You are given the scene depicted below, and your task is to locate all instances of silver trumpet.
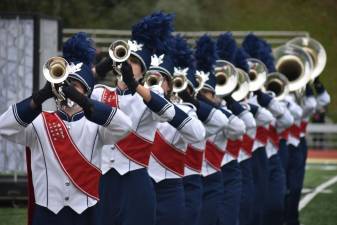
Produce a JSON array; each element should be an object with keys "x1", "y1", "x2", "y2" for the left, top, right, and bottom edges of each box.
[
  {"x1": 263, "y1": 72, "x2": 290, "y2": 100},
  {"x1": 43, "y1": 57, "x2": 70, "y2": 102},
  {"x1": 172, "y1": 75, "x2": 188, "y2": 94},
  {"x1": 231, "y1": 68, "x2": 250, "y2": 101},
  {"x1": 214, "y1": 60, "x2": 238, "y2": 96},
  {"x1": 108, "y1": 40, "x2": 131, "y2": 79},
  {"x1": 144, "y1": 71, "x2": 163, "y2": 88}
]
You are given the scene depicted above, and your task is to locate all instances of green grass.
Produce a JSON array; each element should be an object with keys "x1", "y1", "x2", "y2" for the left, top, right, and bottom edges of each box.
[
  {"x1": 0, "y1": 163, "x2": 336, "y2": 225},
  {"x1": 0, "y1": 208, "x2": 26, "y2": 225}
]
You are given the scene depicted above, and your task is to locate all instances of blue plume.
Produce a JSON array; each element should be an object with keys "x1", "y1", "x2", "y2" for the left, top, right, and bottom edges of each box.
[
  {"x1": 63, "y1": 32, "x2": 96, "y2": 65},
  {"x1": 195, "y1": 35, "x2": 217, "y2": 72},
  {"x1": 242, "y1": 33, "x2": 263, "y2": 58},
  {"x1": 132, "y1": 11, "x2": 175, "y2": 54},
  {"x1": 234, "y1": 48, "x2": 250, "y2": 72},
  {"x1": 216, "y1": 32, "x2": 237, "y2": 62},
  {"x1": 258, "y1": 40, "x2": 276, "y2": 72},
  {"x1": 170, "y1": 34, "x2": 193, "y2": 68}
]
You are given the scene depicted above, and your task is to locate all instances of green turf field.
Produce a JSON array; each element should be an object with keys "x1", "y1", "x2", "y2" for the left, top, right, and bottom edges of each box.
[{"x1": 0, "y1": 163, "x2": 336, "y2": 225}]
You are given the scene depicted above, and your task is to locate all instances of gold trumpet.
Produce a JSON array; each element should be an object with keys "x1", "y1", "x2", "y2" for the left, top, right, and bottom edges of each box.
[
  {"x1": 273, "y1": 44, "x2": 313, "y2": 92},
  {"x1": 43, "y1": 57, "x2": 70, "y2": 102},
  {"x1": 231, "y1": 68, "x2": 250, "y2": 101},
  {"x1": 214, "y1": 60, "x2": 238, "y2": 96},
  {"x1": 263, "y1": 72, "x2": 289, "y2": 100},
  {"x1": 287, "y1": 37, "x2": 326, "y2": 81}
]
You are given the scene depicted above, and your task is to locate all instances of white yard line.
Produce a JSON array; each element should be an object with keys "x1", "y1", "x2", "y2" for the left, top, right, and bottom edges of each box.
[{"x1": 299, "y1": 175, "x2": 337, "y2": 211}]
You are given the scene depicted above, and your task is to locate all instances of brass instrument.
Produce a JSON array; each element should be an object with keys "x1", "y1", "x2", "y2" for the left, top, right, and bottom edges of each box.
[
  {"x1": 273, "y1": 44, "x2": 313, "y2": 92},
  {"x1": 43, "y1": 57, "x2": 70, "y2": 102},
  {"x1": 263, "y1": 72, "x2": 289, "y2": 100},
  {"x1": 195, "y1": 73, "x2": 206, "y2": 93},
  {"x1": 108, "y1": 40, "x2": 131, "y2": 79},
  {"x1": 231, "y1": 68, "x2": 250, "y2": 101},
  {"x1": 214, "y1": 60, "x2": 238, "y2": 96},
  {"x1": 287, "y1": 37, "x2": 326, "y2": 81},
  {"x1": 144, "y1": 70, "x2": 163, "y2": 88},
  {"x1": 246, "y1": 58, "x2": 267, "y2": 92},
  {"x1": 172, "y1": 75, "x2": 188, "y2": 93}
]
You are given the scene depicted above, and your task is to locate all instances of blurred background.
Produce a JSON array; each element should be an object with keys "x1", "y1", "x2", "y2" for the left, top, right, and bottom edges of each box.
[{"x1": 0, "y1": 0, "x2": 336, "y2": 225}]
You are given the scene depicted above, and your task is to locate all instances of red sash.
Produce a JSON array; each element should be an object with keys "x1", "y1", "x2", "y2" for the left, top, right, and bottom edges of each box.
[
  {"x1": 101, "y1": 88, "x2": 153, "y2": 167},
  {"x1": 241, "y1": 134, "x2": 254, "y2": 156},
  {"x1": 151, "y1": 131, "x2": 185, "y2": 176},
  {"x1": 42, "y1": 112, "x2": 101, "y2": 200},
  {"x1": 289, "y1": 124, "x2": 301, "y2": 139},
  {"x1": 226, "y1": 139, "x2": 241, "y2": 158},
  {"x1": 269, "y1": 125, "x2": 280, "y2": 148},
  {"x1": 115, "y1": 132, "x2": 153, "y2": 167},
  {"x1": 205, "y1": 141, "x2": 225, "y2": 170},
  {"x1": 256, "y1": 126, "x2": 269, "y2": 144},
  {"x1": 101, "y1": 88, "x2": 119, "y2": 108},
  {"x1": 300, "y1": 121, "x2": 308, "y2": 134},
  {"x1": 280, "y1": 128, "x2": 290, "y2": 140},
  {"x1": 185, "y1": 145, "x2": 203, "y2": 173}
]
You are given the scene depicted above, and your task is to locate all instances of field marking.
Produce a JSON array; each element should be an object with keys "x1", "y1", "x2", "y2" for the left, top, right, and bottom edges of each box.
[{"x1": 299, "y1": 175, "x2": 337, "y2": 211}]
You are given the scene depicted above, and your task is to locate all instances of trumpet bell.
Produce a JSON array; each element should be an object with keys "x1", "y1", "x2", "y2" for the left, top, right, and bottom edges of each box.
[
  {"x1": 108, "y1": 40, "x2": 131, "y2": 63},
  {"x1": 144, "y1": 71, "x2": 163, "y2": 88},
  {"x1": 231, "y1": 68, "x2": 250, "y2": 101},
  {"x1": 246, "y1": 58, "x2": 267, "y2": 92},
  {"x1": 172, "y1": 75, "x2": 188, "y2": 93},
  {"x1": 263, "y1": 72, "x2": 289, "y2": 100},
  {"x1": 287, "y1": 37, "x2": 327, "y2": 80},
  {"x1": 194, "y1": 74, "x2": 205, "y2": 93},
  {"x1": 273, "y1": 44, "x2": 313, "y2": 92},
  {"x1": 43, "y1": 57, "x2": 69, "y2": 84},
  {"x1": 214, "y1": 60, "x2": 238, "y2": 96}
]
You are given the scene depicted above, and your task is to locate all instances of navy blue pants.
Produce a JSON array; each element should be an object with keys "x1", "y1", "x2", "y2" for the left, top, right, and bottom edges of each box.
[
  {"x1": 183, "y1": 175, "x2": 203, "y2": 225},
  {"x1": 153, "y1": 178, "x2": 185, "y2": 225},
  {"x1": 278, "y1": 139, "x2": 288, "y2": 171},
  {"x1": 238, "y1": 159, "x2": 254, "y2": 225},
  {"x1": 32, "y1": 204, "x2": 98, "y2": 225},
  {"x1": 284, "y1": 141, "x2": 306, "y2": 225},
  {"x1": 98, "y1": 168, "x2": 156, "y2": 225},
  {"x1": 221, "y1": 160, "x2": 242, "y2": 225},
  {"x1": 249, "y1": 147, "x2": 269, "y2": 225},
  {"x1": 199, "y1": 171, "x2": 225, "y2": 225},
  {"x1": 264, "y1": 154, "x2": 286, "y2": 225}
]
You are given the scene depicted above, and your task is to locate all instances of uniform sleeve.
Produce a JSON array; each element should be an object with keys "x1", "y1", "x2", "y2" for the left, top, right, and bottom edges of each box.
[
  {"x1": 203, "y1": 107, "x2": 229, "y2": 138},
  {"x1": 255, "y1": 107, "x2": 274, "y2": 126},
  {"x1": 275, "y1": 107, "x2": 294, "y2": 131},
  {"x1": 238, "y1": 110, "x2": 256, "y2": 137},
  {"x1": 224, "y1": 114, "x2": 246, "y2": 140},
  {"x1": 302, "y1": 96, "x2": 317, "y2": 119},
  {"x1": 287, "y1": 99, "x2": 303, "y2": 122},
  {"x1": 98, "y1": 107, "x2": 132, "y2": 145},
  {"x1": 0, "y1": 105, "x2": 35, "y2": 146},
  {"x1": 145, "y1": 91, "x2": 175, "y2": 122},
  {"x1": 316, "y1": 90, "x2": 330, "y2": 108},
  {"x1": 177, "y1": 108, "x2": 206, "y2": 144}
]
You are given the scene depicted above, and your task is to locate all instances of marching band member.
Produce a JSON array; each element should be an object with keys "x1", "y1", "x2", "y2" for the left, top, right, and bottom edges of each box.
[
  {"x1": 91, "y1": 12, "x2": 178, "y2": 225},
  {"x1": 194, "y1": 35, "x2": 246, "y2": 225},
  {"x1": 0, "y1": 32, "x2": 132, "y2": 225},
  {"x1": 146, "y1": 35, "x2": 206, "y2": 225},
  {"x1": 168, "y1": 36, "x2": 232, "y2": 225}
]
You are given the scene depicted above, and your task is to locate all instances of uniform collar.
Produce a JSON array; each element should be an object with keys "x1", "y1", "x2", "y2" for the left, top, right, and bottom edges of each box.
[
  {"x1": 116, "y1": 86, "x2": 133, "y2": 95},
  {"x1": 57, "y1": 110, "x2": 84, "y2": 122}
]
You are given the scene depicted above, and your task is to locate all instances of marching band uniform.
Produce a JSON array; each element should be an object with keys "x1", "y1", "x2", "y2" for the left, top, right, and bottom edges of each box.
[
  {"x1": 0, "y1": 33, "x2": 132, "y2": 225},
  {"x1": 146, "y1": 35, "x2": 206, "y2": 225},
  {"x1": 91, "y1": 12, "x2": 178, "y2": 225}
]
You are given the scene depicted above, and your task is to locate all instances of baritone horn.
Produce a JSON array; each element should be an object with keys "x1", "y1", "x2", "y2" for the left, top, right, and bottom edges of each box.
[
  {"x1": 43, "y1": 57, "x2": 70, "y2": 101},
  {"x1": 214, "y1": 60, "x2": 238, "y2": 96},
  {"x1": 246, "y1": 58, "x2": 267, "y2": 92},
  {"x1": 287, "y1": 37, "x2": 327, "y2": 81},
  {"x1": 273, "y1": 44, "x2": 313, "y2": 92},
  {"x1": 231, "y1": 68, "x2": 250, "y2": 101},
  {"x1": 263, "y1": 72, "x2": 289, "y2": 100}
]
